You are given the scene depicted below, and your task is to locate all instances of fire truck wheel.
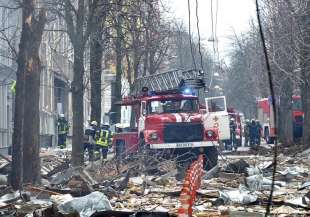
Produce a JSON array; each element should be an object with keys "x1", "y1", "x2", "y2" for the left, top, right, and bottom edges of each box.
[{"x1": 204, "y1": 146, "x2": 218, "y2": 170}]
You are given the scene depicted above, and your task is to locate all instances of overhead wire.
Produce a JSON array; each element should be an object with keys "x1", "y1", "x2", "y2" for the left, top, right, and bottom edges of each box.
[
  {"x1": 195, "y1": 0, "x2": 204, "y2": 71},
  {"x1": 255, "y1": 0, "x2": 278, "y2": 216},
  {"x1": 208, "y1": 0, "x2": 215, "y2": 91},
  {"x1": 214, "y1": 0, "x2": 220, "y2": 62},
  {"x1": 187, "y1": 0, "x2": 197, "y2": 70}
]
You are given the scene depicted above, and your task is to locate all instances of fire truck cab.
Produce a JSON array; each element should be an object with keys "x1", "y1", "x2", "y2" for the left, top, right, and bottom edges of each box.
[
  {"x1": 112, "y1": 69, "x2": 219, "y2": 169},
  {"x1": 113, "y1": 90, "x2": 219, "y2": 169},
  {"x1": 203, "y1": 96, "x2": 243, "y2": 148}
]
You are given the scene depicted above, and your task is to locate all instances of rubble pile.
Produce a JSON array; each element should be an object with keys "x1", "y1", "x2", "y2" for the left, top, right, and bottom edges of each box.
[
  {"x1": 1, "y1": 147, "x2": 310, "y2": 216},
  {"x1": 193, "y1": 153, "x2": 310, "y2": 216}
]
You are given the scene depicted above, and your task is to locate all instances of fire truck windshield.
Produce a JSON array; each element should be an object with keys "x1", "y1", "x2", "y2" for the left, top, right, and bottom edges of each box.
[
  {"x1": 147, "y1": 99, "x2": 198, "y2": 114},
  {"x1": 207, "y1": 98, "x2": 226, "y2": 112}
]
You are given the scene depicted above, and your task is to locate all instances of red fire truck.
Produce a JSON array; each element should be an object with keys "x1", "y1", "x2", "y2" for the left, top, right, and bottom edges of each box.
[
  {"x1": 112, "y1": 70, "x2": 219, "y2": 169},
  {"x1": 227, "y1": 107, "x2": 243, "y2": 146},
  {"x1": 257, "y1": 95, "x2": 303, "y2": 143}
]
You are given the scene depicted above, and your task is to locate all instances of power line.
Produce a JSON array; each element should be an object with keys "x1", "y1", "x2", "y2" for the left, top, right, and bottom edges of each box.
[
  {"x1": 195, "y1": 0, "x2": 204, "y2": 71},
  {"x1": 255, "y1": 0, "x2": 278, "y2": 216},
  {"x1": 187, "y1": 0, "x2": 197, "y2": 70},
  {"x1": 208, "y1": 0, "x2": 215, "y2": 91},
  {"x1": 214, "y1": 0, "x2": 220, "y2": 62}
]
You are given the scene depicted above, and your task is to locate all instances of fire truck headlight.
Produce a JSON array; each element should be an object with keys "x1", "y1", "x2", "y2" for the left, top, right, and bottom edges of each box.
[
  {"x1": 150, "y1": 132, "x2": 158, "y2": 140},
  {"x1": 206, "y1": 130, "x2": 214, "y2": 138}
]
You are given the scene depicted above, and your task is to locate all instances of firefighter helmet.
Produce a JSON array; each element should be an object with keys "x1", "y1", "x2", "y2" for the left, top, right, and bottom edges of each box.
[{"x1": 91, "y1": 121, "x2": 98, "y2": 126}]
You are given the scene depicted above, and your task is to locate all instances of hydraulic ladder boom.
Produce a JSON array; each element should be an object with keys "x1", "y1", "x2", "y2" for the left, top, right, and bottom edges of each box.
[{"x1": 132, "y1": 69, "x2": 204, "y2": 95}]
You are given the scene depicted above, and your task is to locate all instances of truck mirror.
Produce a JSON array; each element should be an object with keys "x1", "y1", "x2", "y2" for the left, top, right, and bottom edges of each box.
[{"x1": 142, "y1": 109, "x2": 147, "y2": 116}]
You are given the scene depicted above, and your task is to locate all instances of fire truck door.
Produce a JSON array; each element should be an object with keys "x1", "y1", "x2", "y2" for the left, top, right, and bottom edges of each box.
[
  {"x1": 138, "y1": 101, "x2": 146, "y2": 133},
  {"x1": 204, "y1": 96, "x2": 230, "y2": 141}
]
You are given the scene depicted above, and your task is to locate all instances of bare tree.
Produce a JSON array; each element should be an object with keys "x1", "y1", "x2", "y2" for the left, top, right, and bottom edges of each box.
[
  {"x1": 51, "y1": 0, "x2": 100, "y2": 166},
  {"x1": 89, "y1": 0, "x2": 110, "y2": 125},
  {"x1": 11, "y1": 0, "x2": 46, "y2": 188}
]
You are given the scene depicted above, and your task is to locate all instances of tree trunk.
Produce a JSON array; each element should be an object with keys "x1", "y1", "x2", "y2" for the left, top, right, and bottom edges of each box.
[
  {"x1": 11, "y1": 1, "x2": 46, "y2": 189},
  {"x1": 71, "y1": 49, "x2": 85, "y2": 167},
  {"x1": 143, "y1": 31, "x2": 149, "y2": 76},
  {"x1": 110, "y1": 15, "x2": 123, "y2": 124},
  {"x1": 278, "y1": 79, "x2": 293, "y2": 145},
  {"x1": 149, "y1": 49, "x2": 155, "y2": 75},
  {"x1": 11, "y1": 57, "x2": 25, "y2": 190},
  {"x1": 90, "y1": 38, "x2": 102, "y2": 124},
  {"x1": 23, "y1": 55, "x2": 41, "y2": 183},
  {"x1": 299, "y1": 1, "x2": 310, "y2": 146}
]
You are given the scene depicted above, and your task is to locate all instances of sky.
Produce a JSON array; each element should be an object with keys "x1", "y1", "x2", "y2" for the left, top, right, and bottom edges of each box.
[{"x1": 166, "y1": 0, "x2": 256, "y2": 62}]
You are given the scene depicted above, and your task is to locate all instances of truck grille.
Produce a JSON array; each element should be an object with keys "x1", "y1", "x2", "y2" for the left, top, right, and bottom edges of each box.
[{"x1": 163, "y1": 122, "x2": 203, "y2": 143}]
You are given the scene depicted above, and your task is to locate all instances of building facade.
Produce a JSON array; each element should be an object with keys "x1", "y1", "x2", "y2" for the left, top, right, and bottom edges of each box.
[
  {"x1": 0, "y1": 1, "x2": 132, "y2": 149},
  {"x1": 0, "y1": 2, "x2": 88, "y2": 149}
]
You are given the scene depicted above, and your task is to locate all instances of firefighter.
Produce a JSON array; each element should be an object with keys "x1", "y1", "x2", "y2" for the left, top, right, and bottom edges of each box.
[
  {"x1": 96, "y1": 123, "x2": 113, "y2": 160},
  {"x1": 84, "y1": 120, "x2": 97, "y2": 161},
  {"x1": 255, "y1": 120, "x2": 262, "y2": 146},
  {"x1": 229, "y1": 118, "x2": 237, "y2": 151},
  {"x1": 57, "y1": 114, "x2": 69, "y2": 149},
  {"x1": 249, "y1": 119, "x2": 257, "y2": 146},
  {"x1": 244, "y1": 119, "x2": 250, "y2": 146}
]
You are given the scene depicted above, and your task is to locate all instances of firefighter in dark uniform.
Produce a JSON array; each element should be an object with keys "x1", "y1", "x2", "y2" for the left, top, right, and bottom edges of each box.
[
  {"x1": 255, "y1": 120, "x2": 262, "y2": 146},
  {"x1": 84, "y1": 120, "x2": 97, "y2": 161},
  {"x1": 96, "y1": 123, "x2": 113, "y2": 160},
  {"x1": 244, "y1": 119, "x2": 250, "y2": 146},
  {"x1": 249, "y1": 119, "x2": 257, "y2": 146},
  {"x1": 57, "y1": 114, "x2": 69, "y2": 149},
  {"x1": 229, "y1": 118, "x2": 237, "y2": 151}
]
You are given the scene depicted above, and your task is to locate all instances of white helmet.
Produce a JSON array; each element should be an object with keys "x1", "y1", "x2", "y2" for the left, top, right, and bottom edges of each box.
[
  {"x1": 91, "y1": 121, "x2": 98, "y2": 126},
  {"x1": 59, "y1": 114, "x2": 65, "y2": 118}
]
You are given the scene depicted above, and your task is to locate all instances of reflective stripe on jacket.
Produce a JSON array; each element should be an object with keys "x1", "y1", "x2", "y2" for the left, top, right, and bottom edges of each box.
[{"x1": 96, "y1": 130, "x2": 110, "y2": 147}]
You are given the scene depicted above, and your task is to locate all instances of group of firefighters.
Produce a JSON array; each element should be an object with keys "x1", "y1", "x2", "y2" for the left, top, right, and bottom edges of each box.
[
  {"x1": 56, "y1": 115, "x2": 113, "y2": 161},
  {"x1": 244, "y1": 119, "x2": 262, "y2": 146},
  {"x1": 227, "y1": 118, "x2": 262, "y2": 150},
  {"x1": 84, "y1": 120, "x2": 113, "y2": 161}
]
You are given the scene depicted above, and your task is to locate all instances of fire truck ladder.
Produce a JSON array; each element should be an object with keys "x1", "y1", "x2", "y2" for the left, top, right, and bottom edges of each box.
[{"x1": 132, "y1": 69, "x2": 205, "y2": 95}]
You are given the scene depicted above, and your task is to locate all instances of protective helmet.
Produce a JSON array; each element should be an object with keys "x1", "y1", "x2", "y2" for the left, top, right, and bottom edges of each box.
[
  {"x1": 91, "y1": 120, "x2": 98, "y2": 126},
  {"x1": 59, "y1": 114, "x2": 65, "y2": 118},
  {"x1": 230, "y1": 118, "x2": 235, "y2": 121},
  {"x1": 245, "y1": 119, "x2": 250, "y2": 123}
]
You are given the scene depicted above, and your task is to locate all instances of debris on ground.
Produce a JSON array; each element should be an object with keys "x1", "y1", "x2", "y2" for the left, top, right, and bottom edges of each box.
[
  {"x1": 1, "y1": 145, "x2": 310, "y2": 216},
  {"x1": 55, "y1": 191, "x2": 112, "y2": 217}
]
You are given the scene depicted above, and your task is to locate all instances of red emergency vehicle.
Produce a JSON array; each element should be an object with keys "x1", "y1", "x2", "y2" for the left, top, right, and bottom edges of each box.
[
  {"x1": 257, "y1": 95, "x2": 303, "y2": 143},
  {"x1": 112, "y1": 70, "x2": 219, "y2": 169}
]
